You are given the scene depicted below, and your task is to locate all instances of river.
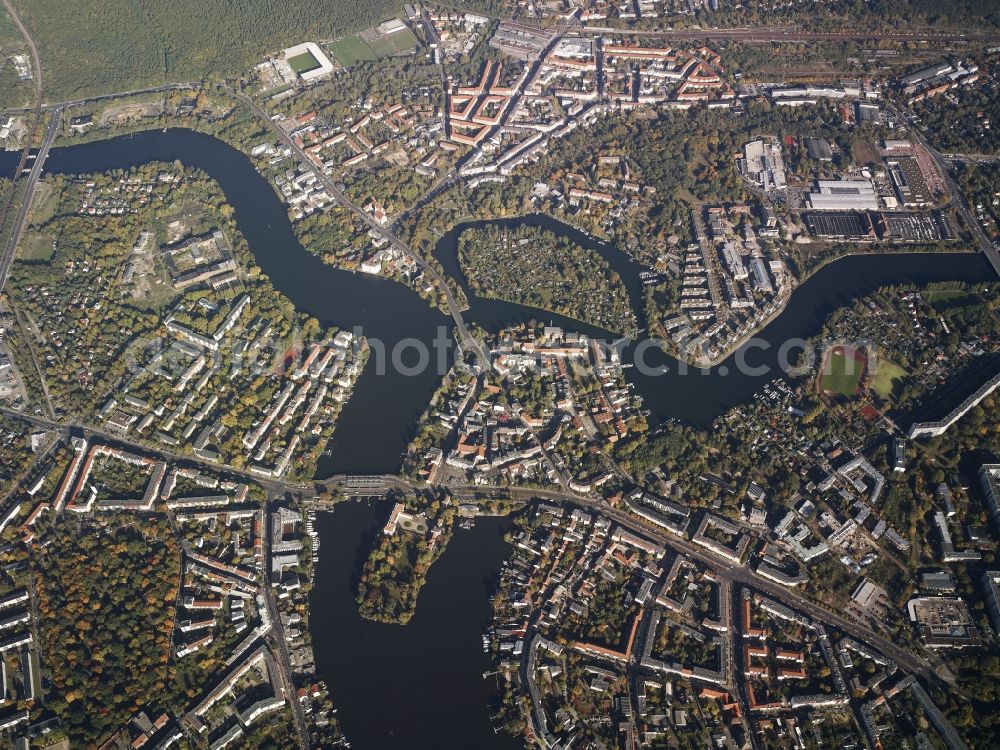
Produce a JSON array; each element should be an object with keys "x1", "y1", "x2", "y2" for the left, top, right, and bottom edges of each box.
[
  {"x1": 0, "y1": 150, "x2": 19, "y2": 176},
  {"x1": 36, "y1": 130, "x2": 453, "y2": 476},
  {"x1": 2, "y1": 129, "x2": 996, "y2": 749},
  {"x1": 432, "y1": 213, "x2": 994, "y2": 428},
  {"x1": 8, "y1": 132, "x2": 1000, "y2": 448},
  {"x1": 310, "y1": 501, "x2": 517, "y2": 750}
]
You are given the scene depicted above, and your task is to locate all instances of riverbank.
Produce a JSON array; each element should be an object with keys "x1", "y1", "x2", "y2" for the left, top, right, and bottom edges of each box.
[
  {"x1": 695, "y1": 242, "x2": 981, "y2": 368},
  {"x1": 9, "y1": 126, "x2": 998, "y2": 750},
  {"x1": 23, "y1": 128, "x2": 998, "y2": 447},
  {"x1": 310, "y1": 501, "x2": 521, "y2": 750},
  {"x1": 40, "y1": 128, "x2": 454, "y2": 476}
]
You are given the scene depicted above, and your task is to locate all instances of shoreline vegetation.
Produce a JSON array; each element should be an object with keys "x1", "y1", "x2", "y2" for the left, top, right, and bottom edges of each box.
[
  {"x1": 457, "y1": 223, "x2": 637, "y2": 336},
  {"x1": 37, "y1": 90, "x2": 984, "y2": 368},
  {"x1": 354, "y1": 495, "x2": 519, "y2": 626},
  {"x1": 655, "y1": 242, "x2": 980, "y2": 369},
  {"x1": 12, "y1": 158, "x2": 365, "y2": 481},
  {"x1": 355, "y1": 499, "x2": 456, "y2": 625}
]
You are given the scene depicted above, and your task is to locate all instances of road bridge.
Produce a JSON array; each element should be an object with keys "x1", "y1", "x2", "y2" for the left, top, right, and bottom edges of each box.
[
  {"x1": 223, "y1": 87, "x2": 493, "y2": 371},
  {"x1": 0, "y1": 109, "x2": 60, "y2": 294},
  {"x1": 0, "y1": 400, "x2": 936, "y2": 683},
  {"x1": 0, "y1": 0, "x2": 44, "y2": 287}
]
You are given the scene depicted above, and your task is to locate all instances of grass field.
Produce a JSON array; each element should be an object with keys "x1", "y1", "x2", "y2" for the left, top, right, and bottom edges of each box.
[
  {"x1": 923, "y1": 288, "x2": 966, "y2": 302},
  {"x1": 18, "y1": 231, "x2": 54, "y2": 262},
  {"x1": 287, "y1": 50, "x2": 321, "y2": 74},
  {"x1": 367, "y1": 28, "x2": 420, "y2": 57},
  {"x1": 819, "y1": 345, "x2": 867, "y2": 397},
  {"x1": 924, "y1": 288, "x2": 979, "y2": 313},
  {"x1": 871, "y1": 356, "x2": 908, "y2": 401},
  {"x1": 329, "y1": 27, "x2": 420, "y2": 67},
  {"x1": 327, "y1": 35, "x2": 378, "y2": 67}
]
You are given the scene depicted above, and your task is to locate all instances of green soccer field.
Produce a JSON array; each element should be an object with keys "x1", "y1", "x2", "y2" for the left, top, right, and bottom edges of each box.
[
  {"x1": 328, "y1": 35, "x2": 378, "y2": 67},
  {"x1": 367, "y1": 28, "x2": 419, "y2": 57},
  {"x1": 870, "y1": 356, "x2": 908, "y2": 401},
  {"x1": 287, "y1": 50, "x2": 321, "y2": 74},
  {"x1": 819, "y1": 348, "x2": 866, "y2": 397}
]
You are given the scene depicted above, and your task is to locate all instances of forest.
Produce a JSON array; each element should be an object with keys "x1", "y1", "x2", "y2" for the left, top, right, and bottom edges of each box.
[
  {"x1": 0, "y1": 57, "x2": 31, "y2": 110},
  {"x1": 955, "y1": 162, "x2": 1000, "y2": 246},
  {"x1": 931, "y1": 654, "x2": 1000, "y2": 749},
  {"x1": 36, "y1": 516, "x2": 180, "y2": 745},
  {"x1": 12, "y1": 0, "x2": 455, "y2": 99},
  {"x1": 705, "y1": 0, "x2": 1000, "y2": 32},
  {"x1": 0, "y1": 415, "x2": 34, "y2": 496},
  {"x1": 912, "y1": 73, "x2": 1000, "y2": 156}
]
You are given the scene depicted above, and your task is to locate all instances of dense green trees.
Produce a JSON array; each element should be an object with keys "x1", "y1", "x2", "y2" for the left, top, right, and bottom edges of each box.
[
  {"x1": 614, "y1": 421, "x2": 702, "y2": 479},
  {"x1": 356, "y1": 500, "x2": 456, "y2": 624},
  {"x1": 564, "y1": 576, "x2": 638, "y2": 650},
  {"x1": 913, "y1": 75, "x2": 1000, "y2": 156},
  {"x1": 931, "y1": 655, "x2": 1000, "y2": 748},
  {"x1": 14, "y1": 0, "x2": 411, "y2": 98},
  {"x1": 0, "y1": 416, "x2": 35, "y2": 495},
  {"x1": 956, "y1": 162, "x2": 1000, "y2": 244},
  {"x1": 704, "y1": 0, "x2": 1000, "y2": 32},
  {"x1": 0, "y1": 60, "x2": 32, "y2": 109},
  {"x1": 37, "y1": 516, "x2": 179, "y2": 745}
]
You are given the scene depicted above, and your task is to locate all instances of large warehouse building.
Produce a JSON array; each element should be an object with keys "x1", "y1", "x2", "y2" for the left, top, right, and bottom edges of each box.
[{"x1": 806, "y1": 178, "x2": 881, "y2": 211}]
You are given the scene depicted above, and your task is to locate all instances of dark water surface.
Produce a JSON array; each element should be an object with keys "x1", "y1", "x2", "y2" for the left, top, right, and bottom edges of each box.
[
  {"x1": 34, "y1": 129, "x2": 997, "y2": 465},
  {"x1": 433, "y1": 214, "x2": 994, "y2": 427},
  {"x1": 0, "y1": 150, "x2": 19, "y2": 178},
  {"x1": 21, "y1": 128, "x2": 997, "y2": 750},
  {"x1": 309, "y1": 501, "x2": 517, "y2": 750}
]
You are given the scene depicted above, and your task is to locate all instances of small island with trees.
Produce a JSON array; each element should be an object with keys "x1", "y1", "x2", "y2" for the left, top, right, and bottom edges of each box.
[{"x1": 457, "y1": 224, "x2": 638, "y2": 335}]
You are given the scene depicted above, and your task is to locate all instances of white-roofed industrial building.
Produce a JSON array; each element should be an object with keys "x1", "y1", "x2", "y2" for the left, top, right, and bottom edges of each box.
[{"x1": 806, "y1": 178, "x2": 880, "y2": 211}]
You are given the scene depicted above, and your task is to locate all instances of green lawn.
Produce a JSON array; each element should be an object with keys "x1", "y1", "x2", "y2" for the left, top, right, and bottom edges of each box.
[
  {"x1": 925, "y1": 289, "x2": 979, "y2": 313},
  {"x1": 367, "y1": 28, "x2": 419, "y2": 57},
  {"x1": 287, "y1": 50, "x2": 321, "y2": 74},
  {"x1": 18, "y1": 230, "x2": 55, "y2": 262},
  {"x1": 871, "y1": 356, "x2": 908, "y2": 401},
  {"x1": 327, "y1": 35, "x2": 377, "y2": 67},
  {"x1": 819, "y1": 347, "x2": 866, "y2": 397},
  {"x1": 329, "y1": 27, "x2": 420, "y2": 67},
  {"x1": 923, "y1": 289, "x2": 966, "y2": 302}
]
